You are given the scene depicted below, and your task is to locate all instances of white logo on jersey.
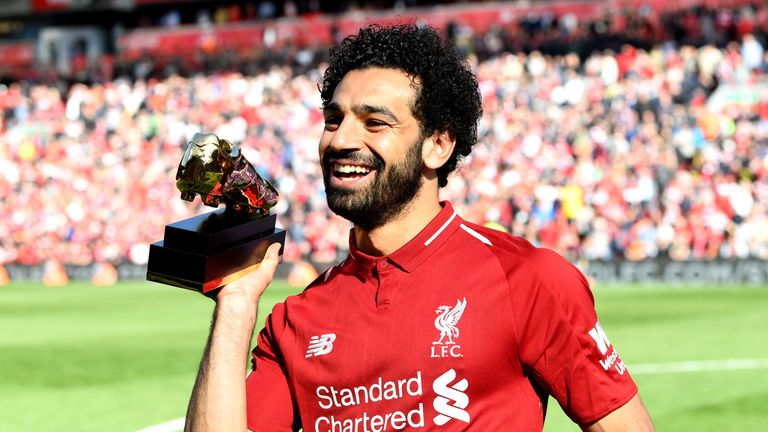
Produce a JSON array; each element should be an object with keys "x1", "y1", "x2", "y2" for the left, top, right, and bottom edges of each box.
[
  {"x1": 432, "y1": 368, "x2": 470, "y2": 425},
  {"x1": 305, "y1": 333, "x2": 336, "y2": 358},
  {"x1": 588, "y1": 321, "x2": 626, "y2": 375},
  {"x1": 431, "y1": 298, "x2": 466, "y2": 358},
  {"x1": 588, "y1": 321, "x2": 611, "y2": 355}
]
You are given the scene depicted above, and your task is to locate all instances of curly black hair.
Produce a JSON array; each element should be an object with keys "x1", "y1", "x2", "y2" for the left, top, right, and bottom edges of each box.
[{"x1": 320, "y1": 24, "x2": 483, "y2": 188}]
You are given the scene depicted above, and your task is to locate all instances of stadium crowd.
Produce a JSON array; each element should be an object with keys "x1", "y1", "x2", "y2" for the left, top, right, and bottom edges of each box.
[{"x1": 1, "y1": 3, "x2": 767, "y2": 273}]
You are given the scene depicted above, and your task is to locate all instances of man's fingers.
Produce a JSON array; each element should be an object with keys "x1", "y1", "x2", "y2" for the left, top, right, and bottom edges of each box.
[
  {"x1": 261, "y1": 242, "x2": 282, "y2": 268},
  {"x1": 243, "y1": 242, "x2": 282, "y2": 284},
  {"x1": 213, "y1": 242, "x2": 283, "y2": 303}
]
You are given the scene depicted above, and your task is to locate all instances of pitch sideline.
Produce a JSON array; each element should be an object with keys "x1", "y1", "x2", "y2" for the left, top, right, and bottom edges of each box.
[
  {"x1": 629, "y1": 357, "x2": 768, "y2": 374},
  {"x1": 136, "y1": 357, "x2": 768, "y2": 432},
  {"x1": 135, "y1": 418, "x2": 185, "y2": 432}
]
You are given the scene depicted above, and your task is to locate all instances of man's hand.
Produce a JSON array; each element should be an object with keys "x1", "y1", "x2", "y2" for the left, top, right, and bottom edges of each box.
[
  {"x1": 213, "y1": 242, "x2": 283, "y2": 306},
  {"x1": 185, "y1": 242, "x2": 282, "y2": 432}
]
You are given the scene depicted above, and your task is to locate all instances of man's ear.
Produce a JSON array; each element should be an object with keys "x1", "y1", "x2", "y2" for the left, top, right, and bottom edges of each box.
[{"x1": 422, "y1": 130, "x2": 456, "y2": 170}]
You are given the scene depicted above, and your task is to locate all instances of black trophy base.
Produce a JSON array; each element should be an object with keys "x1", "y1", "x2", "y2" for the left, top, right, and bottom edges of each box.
[{"x1": 146, "y1": 208, "x2": 286, "y2": 293}]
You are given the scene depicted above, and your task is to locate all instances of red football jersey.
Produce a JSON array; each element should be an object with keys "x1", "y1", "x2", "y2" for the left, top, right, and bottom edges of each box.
[{"x1": 246, "y1": 202, "x2": 637, "y2": 431}]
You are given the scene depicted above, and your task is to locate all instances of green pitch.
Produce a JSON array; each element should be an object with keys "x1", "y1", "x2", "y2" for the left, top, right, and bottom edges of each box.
[{"x1": 1, "y1": 281, "x2": 767, "y2": 431}]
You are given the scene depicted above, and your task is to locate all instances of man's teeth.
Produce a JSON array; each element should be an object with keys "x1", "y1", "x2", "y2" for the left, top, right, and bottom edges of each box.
[{"x1": 334, "y1": 164, "x2": 372, "y2": 174}]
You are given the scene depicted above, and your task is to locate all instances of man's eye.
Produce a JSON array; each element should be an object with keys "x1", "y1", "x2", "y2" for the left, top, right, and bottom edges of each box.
[
  {"x1": 324, "y1": 118, "x2": 340, "y2": 130},
  {"x1": 366, "y1": 119, "x2": 387, "y2": 128}
]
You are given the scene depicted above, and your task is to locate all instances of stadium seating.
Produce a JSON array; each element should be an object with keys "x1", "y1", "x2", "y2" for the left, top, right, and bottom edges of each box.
[{"x1": 0, "y1": 1, "x2": 766, "y2": 277}]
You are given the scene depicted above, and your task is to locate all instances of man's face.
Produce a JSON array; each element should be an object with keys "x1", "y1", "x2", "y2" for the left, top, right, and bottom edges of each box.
[{"x1": 319, "y1": 67, "x2": 425, "y2": 231}]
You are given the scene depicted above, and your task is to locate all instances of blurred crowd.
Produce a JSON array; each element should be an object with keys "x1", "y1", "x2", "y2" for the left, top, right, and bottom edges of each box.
[
  {"x1": 1, "y1": 4, "x2": 768, "y2": 270},
  {"x1": 109, "y1": 1, "x2": 768, "y2": 84},
  {"x1": 144, "y1": 0, "x2": 487, "y2": 28}
]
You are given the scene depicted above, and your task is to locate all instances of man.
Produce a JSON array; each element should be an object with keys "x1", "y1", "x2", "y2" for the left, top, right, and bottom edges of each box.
[{"x1": 185, "y1": 24, "x2": 654, "y2": 431}]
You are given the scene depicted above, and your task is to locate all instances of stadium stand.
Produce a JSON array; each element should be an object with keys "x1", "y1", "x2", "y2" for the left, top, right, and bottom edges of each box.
[{"x1": 1, "y1": 0, "x2": 767, "y2": 282}]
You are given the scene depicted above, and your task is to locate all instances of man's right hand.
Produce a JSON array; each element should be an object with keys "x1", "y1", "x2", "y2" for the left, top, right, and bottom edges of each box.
[
  {"x1": 185, "y1": 242, "x2": 283, "y2": 432},
  {"x1": 212, "y1": 242, "x2": 283, "y2": 306}
]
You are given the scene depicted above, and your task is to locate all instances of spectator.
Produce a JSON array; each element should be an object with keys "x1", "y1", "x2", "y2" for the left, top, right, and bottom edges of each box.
[{"x1": 1, "y1": 1, "x2": 767, "y2": 274}]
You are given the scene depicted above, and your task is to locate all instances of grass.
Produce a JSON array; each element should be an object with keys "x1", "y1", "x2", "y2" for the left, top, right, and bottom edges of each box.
[
  {"x1": 0, "y1": 281, "x2": 766, "y2": 431},
  {"x1": 543, "y1": 284, "x2": 768, "y2": 432},
  {"x1": 0, "y1": 281, "x2": 297, "y2": 432}
]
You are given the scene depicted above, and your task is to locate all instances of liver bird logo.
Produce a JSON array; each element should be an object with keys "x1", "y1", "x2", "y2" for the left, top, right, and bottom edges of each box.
[{"x1": 433, "y1": 298, "x2": 467, "y2": 345}]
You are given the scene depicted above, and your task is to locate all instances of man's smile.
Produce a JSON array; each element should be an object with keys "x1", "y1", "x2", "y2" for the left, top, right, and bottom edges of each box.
[
  {"x1": 326, "y1": 158, "x2": 378, "y2": 188},
  {"x1": 333, "y1": 162, "x2": 374, "y2": 182}
]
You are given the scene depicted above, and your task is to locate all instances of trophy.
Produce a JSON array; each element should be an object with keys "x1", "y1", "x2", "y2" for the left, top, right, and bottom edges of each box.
[{"x1": 146, "y1": 133, "x2": 286, "y2": 293}]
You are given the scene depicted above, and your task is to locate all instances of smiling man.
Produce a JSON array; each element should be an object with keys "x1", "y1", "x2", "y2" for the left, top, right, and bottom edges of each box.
[
  {"x1": 184, "y1": 25, "x2": 654, "y2": 432},
  {"x1": 320, "y1": 70, "x2": 427, "y2": 234}
]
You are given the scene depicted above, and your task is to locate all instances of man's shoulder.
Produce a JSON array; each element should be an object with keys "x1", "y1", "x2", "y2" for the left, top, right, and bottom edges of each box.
[
  {"x1": 454, "y1": 221, "x2": 554, "y2": 260},
  {"x1": 454, "y1": 220, "x2": 583, "y2": 282}
]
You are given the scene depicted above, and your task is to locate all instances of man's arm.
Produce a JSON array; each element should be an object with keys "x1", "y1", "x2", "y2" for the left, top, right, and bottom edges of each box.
[
  {"x1": 185, "y1": 243, "x2": 282, "y2": 432},
  {"x1": 584, "y1": 394, "x2": 654, "y2": 432}
]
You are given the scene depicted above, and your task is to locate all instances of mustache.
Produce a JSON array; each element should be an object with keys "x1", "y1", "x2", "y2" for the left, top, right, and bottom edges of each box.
[{"x1": 322, "y1": 150, "x2": 383, "y2": 170}]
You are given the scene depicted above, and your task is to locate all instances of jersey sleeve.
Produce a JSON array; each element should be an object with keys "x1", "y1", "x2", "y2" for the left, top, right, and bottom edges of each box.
[
  {"x1": 245, "y1": 302, "x2": 300, "y2": 431},
  {"x1": 508, "y1": 248, "x2": 638, "y2": 426}
]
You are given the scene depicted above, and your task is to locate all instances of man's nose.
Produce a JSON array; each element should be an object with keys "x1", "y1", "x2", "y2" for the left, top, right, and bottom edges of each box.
[{"x1": 327, "y1": 118, "x2": 360, "y2": 151}]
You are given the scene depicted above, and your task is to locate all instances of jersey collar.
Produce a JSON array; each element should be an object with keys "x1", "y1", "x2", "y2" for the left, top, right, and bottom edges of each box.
[{"x1": 340, "y1": 201, "x2": 463, "y2": 276}]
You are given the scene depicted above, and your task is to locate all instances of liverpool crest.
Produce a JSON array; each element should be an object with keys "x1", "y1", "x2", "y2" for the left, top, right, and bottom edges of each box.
[{"x1": 431, "y1": 298, "x2": 466, "y2": 358}]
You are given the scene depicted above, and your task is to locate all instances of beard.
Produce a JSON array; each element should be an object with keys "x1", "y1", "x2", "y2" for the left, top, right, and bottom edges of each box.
[{"x1": 323, "y1": 137, "x2": 424, "y2": 231}]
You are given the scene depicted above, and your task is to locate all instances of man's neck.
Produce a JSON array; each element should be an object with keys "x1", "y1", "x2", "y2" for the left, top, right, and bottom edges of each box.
[{"x1": 353, "y1": 191, "x2": 442, "y2": 257}]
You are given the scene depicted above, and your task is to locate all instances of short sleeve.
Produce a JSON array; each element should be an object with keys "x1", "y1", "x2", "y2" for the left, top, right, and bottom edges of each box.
[
  {"x1": 509, "y1": 248, "x2": 638, "y2": 425},
  {"x1": 245, "y1": 303, "x2": 300, "y2": 431}
]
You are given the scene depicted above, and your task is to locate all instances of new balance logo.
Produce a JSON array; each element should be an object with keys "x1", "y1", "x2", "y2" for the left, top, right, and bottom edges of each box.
[
  {"x1": 432, "y1": 368, "x2": 470, "y2": 425},
  {"x1": 305, "y1": 333, "x2": 336, "y2": 358}
]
